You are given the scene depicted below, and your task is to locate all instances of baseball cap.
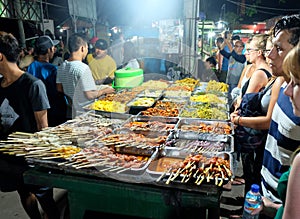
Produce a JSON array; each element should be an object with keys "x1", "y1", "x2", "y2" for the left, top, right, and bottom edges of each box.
[
  {"x1": 36, "y1": 35, "x2": 59, "y2": 50},
  {"x1": 232, "y1": 35, "x2": 240, "y2": 41},
  {"x1": 95, "y1": 39, "x2": 108, "y2": 50}
]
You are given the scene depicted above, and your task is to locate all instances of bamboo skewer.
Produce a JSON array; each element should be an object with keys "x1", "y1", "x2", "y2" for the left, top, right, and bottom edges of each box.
[
  {"x1": 156, "y1": 168, "x2": 172, "y2": 182},
  {"x1": 75, "y1": 160, "x2": 110, "y2": 169}
]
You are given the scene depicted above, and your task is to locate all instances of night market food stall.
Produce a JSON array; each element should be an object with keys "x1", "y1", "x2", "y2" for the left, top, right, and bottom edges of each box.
[{"x1": 1, "y1": 78, "x2": 233, "y2": 219}]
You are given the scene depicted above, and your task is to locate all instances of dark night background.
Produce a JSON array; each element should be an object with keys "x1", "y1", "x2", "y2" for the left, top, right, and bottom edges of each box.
[
  {"x1": 95, "y1": 0, "x2": 300, "y2": 26},
  {"x1": 0, "y1": 0, "x2": 299, "y2": 40}
]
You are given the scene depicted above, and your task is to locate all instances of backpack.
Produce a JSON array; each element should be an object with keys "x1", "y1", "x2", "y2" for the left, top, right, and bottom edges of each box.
[{"x1": 235, "y1": 78, "x2": 276, "y2": 152}]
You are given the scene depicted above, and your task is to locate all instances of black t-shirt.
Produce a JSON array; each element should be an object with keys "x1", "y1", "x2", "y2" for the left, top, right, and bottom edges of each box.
[{"x1": 0, "y1": 73, "x2": 50, "y2": 139}]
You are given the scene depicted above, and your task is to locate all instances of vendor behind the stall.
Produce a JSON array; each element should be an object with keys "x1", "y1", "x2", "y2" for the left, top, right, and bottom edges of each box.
[
  {"x1": 86, "y1": 39, "x2": 117, "y2": 85},
  {"x1": 57, "y1": 33, "x2": 115, "y2": 118},
  {"x1": 0, "y1": 31, "x2": 59, "y2": 219}
]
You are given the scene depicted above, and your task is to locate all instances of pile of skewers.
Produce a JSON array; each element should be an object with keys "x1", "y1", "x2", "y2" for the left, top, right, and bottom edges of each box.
[
  {"x1": 157, "y1": 153, "x2": 232, "y2": 187},
  {"x1": 173, "y1": 139, "x2": 226, "y2": 153},
  {"x1": 123, "y1": 121, "x2": 176, "y2": 132},
  {"x1": 0, "y1": 112, "x2": 125, "y2": 160},
  {"x1": 58, "y1": 146, "x2": 151, "y2": 173},
  {"x1": 0, "y1": 132, "x2": 81, "y2": 159},
  {"x1": 180, "y1": 122, "x2": 232, "y2": 135}
]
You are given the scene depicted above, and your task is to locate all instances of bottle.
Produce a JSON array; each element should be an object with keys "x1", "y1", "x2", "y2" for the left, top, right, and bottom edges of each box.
[{"x1": 242, "y1": 184, "x2": 262, "y2": 219}]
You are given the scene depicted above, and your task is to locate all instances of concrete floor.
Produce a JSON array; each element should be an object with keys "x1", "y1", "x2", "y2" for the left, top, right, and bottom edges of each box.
[
  {"x1": 0, "y1": 190, "x2": 29, "y2": 219},
  {"x1": 0, "y1": 161, "x2": 245, "y2": 219}
]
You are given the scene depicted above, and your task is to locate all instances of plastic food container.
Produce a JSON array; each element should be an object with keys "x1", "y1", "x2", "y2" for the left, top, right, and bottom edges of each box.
[{"x1": 114, "y1": 68, "x2": 144, "y2": 89}]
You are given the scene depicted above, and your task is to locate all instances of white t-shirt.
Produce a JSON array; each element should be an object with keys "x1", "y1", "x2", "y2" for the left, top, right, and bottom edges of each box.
[{"x1": 57, "y1": 60, "x2": 96, "y2": 118}]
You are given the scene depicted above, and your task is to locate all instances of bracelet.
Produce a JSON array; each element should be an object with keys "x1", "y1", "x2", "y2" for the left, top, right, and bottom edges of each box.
[
  {"x1": 235, "y1": 116, "x2": 240, "y2": 125},
  {"x1": 237, "y1": 116, "x2": 241, "y2": 125}
]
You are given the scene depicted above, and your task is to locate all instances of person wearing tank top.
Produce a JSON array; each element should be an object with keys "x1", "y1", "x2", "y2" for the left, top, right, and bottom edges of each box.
[{"x1": 231, "y1": 34, "x2": 273, "y2": 197}]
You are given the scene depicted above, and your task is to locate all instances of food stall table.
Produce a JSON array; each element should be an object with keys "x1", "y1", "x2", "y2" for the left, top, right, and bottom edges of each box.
[{"x1": 24, "y1": 167, "x2": 222, "y2": 219}]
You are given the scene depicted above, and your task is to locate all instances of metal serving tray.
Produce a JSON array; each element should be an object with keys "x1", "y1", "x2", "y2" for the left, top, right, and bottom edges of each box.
[
  {"x1": 164, "y1": 138, "x2": 234, "y2": 153},
  {"x1": 175, "y1": 118, "x2": 234, "y2": 138},
  {"x1": 26, "y1": 146, "x2": 159, "y2": 183},
  {"x1": 119, "y1": 115, "x2": 178, "y2": 137},
  {"x1": 186, "y1": 101, "x2": 229, "y2": 113},
  {"x1": 136, "y1": 113, "x2": 180, "y2": 124},
  {"x1": 146, "y1": 147, "x2": 233, "y2": 186},
  {"x1": 136, "y1": 89, "x2": 163, "y2": 98},
  {"x1": 127, "y1": 96, "x2": 159, "y2": 115},
  {"x1": 179, "y1": 107, "x2": 230, "y2": 121},
  {"x1": 82, "y1": 102, "x2": 131, "y2": 119},
  {"x1": 161, "y1": 97, "x2": 189, "y2": 104}
]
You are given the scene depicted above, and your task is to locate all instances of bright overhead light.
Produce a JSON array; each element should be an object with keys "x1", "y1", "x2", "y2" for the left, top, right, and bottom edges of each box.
[{"x1": 208, "y1": 31, "x2": 215, "y2": 38}]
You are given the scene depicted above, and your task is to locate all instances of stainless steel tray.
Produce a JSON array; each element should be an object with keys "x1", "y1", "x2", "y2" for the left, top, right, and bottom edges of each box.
[
  {"x1": 136, "y1": 113, "x2": 180, "y2": 123},
  {"x1": 146, "y1": 147, "x2": 233, "y2": 186},
  {"x1": 82, "y1": 102, "x2": 131, "y2": 119},
  {"x1": 175, "y1": 118, "x2": 234, "y2": 139},
  {"x1": 179, "y1": 107, "x2": 230, "y2": 121},
  {"x1": 136, "y1": 89, "x2": 163, "y2": 98},
  {"x1": 119, "y1": 115, "x2": 178, "y2": 137},
  {"x1": 164, "y1": 138, "x2": 234, "y2": 153}
]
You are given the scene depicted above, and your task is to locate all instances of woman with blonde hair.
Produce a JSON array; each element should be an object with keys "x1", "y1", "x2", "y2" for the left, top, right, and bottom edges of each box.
[{"x1": 231, "y1": 33, "x2": 276, "y2": 196}]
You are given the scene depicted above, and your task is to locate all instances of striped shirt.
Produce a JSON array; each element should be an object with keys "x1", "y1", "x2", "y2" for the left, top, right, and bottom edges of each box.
[
  {"x1": 261, "y1": 82, "x2": 300, "y2": 203},
  {"x1": 57, "y1": 60, "x2": 96, "y2": 117}
]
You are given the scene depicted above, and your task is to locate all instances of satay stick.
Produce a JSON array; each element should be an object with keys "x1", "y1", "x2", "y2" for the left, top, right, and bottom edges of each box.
[
  {"x1": 99, "y1": 166, "x2": 116, "y2": 172},
  {"x1": 184, "y1": 171, "x2": 193, "y2": 183},
  {"x1": 193, "y1": 169, "x2": 199, "y2": 178},
  {"x1": 75, "y1": 160, "x2": 109, "y2": 169},
  {"x1": 109, "y1": 166, "x2": 124, "y2": 172},
  {"x1": 170, "y1": 168, "x2": 181, "y2": 181},
  {"x1": 25, "y1": 153, "x2": 46, "y2": 158},
  {"x1": 218, "y1": 178, "x2": 223, "y2": 187},
  {"x1": 64, "y1": 160, "x2": 83, "y2": 166},
  {"x1": 57, "y1": 160, "x2": 76, "y2": 166},
  {"x1": 181, "y1": 172, "x2": 187, "y2": 183},
  {"x1": 196, "y1": 174, "x2": 205, "y2": 185},
  {"x1": 165, "y1": 171, "x2": 175, "y2": 185},
  {"x1": 215, "y1": 176, "x2": 218, "y2": 186},
  {"x1": 156, "y1": 168, "x2": 172, "y2": 182},
  {"x1": 223, "y1": 164, "x2": 232, "y2": 177},
  {"x1": 42, "y1": 155, "x2": 64, "y2": 160}
]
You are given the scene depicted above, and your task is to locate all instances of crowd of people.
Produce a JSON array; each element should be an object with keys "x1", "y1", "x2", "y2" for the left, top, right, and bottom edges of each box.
[
  {"x1": 202, "y1": 13, "x2": 300, "y2": 219},
  {"x1": 0, "y1": 12, "x2": 300, "y2": 219},
  {"x1": 223, "y1": 14, "x2": 300, "y2": 219}
]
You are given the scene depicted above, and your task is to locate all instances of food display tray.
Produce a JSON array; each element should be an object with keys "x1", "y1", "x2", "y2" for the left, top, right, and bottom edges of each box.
[
  {"x1": 136, "y1": 113, "x2": 180, "y2": 124},
  {"x1": 83, "y1": 102, "x2": 131, "y2": 119},
  {"x1": 189, "y1": 95, "x2": 228, "y2": 105},
  {"x1": 179, "y1": 107, "x2": 230, "y2": 121},
  {"x1": 175, "y1": 118, "x2": 234, "y2": 139},
  {"x1": 136, "y1": 89, "x2": 163, "y2": 98},
  {"x1": 164, "y1": 138, "x2": 234, "y2": 153},
  {"x1": 26, "y1": 147, "x2": 159, "y2": 183},
  {"x1": 161, "y1": 97, "x2": 189, "y2": 104},
  {"x1": 127, "y1": 96, "x2": 159, "y2": 115},
  {"x1": 163, "y1": 90, "x2": 192, "y2": 99},
  {"x1": 146, "y1": 147, "x2": 233, "y2": 186},
  {"x1": 119, "y1": 115, "x2": 178, "y2": 137}
]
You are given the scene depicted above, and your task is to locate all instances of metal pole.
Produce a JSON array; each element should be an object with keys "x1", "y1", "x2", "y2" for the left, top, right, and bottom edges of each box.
[
  {"x1": 15, "y1": 0, "x2": 26, "y2": 48},
  {"x1": 40, "y1": 0, "x2": 45, "y2": 34},
  {"x1": 201, "y1": 21, "x2": 204, "y2": 58}
]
